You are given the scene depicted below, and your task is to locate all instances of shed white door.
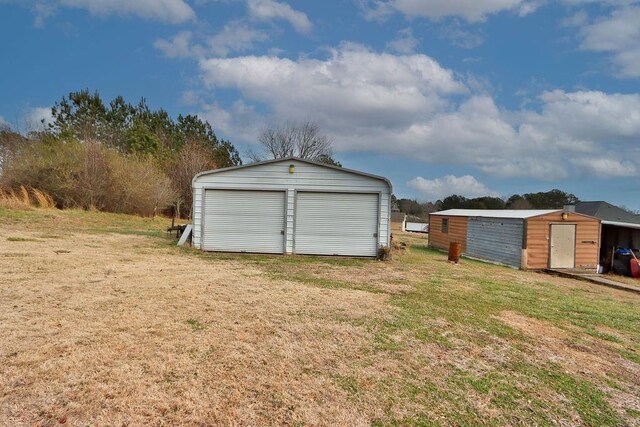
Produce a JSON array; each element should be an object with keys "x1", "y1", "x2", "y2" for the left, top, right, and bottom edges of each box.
[
  {"x1": 549, "y1": 224, "x2": 576, "y2": 269},
  {"x1": 203, "y1": 190, "x2": 285, "y2": 253},
  {"x1": 294, "y1": 192, "x2": 379, "y2": 257}
]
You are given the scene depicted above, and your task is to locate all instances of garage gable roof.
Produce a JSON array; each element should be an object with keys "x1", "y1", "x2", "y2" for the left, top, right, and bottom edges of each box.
[
  {"x1": 431, "y1": 209, "x2": 561, "y2": 219},
  {"x1": 193, "y1": 156, "x2": 392, "y2": 190}
]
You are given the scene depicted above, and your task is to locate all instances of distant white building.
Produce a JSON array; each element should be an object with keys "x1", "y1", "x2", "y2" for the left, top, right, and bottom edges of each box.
[{"x1": 405, "y1": 222, "x2": 428, "y2": 233}]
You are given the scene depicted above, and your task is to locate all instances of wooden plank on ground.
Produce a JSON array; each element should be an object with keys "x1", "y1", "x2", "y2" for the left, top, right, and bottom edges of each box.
[{"x1": 177, "y1": 224, "x2": 192, "y2": 246}]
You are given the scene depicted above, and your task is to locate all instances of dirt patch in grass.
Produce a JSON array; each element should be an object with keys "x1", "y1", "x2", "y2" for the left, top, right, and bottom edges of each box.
[
  {"x1": 267, "y1": 261, "x2": 417, "y2": 295},
  {"x1": 498, "y1": 311, "x2": 638, "y2": 379},
  {"x1": 498, "y1": 311, "x2": 640, "y2": 420}
]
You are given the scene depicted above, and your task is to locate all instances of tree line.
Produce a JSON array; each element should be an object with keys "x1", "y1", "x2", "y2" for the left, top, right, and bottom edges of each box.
[
  {"x1": 0, "y1": 89, "x2": 241, "y2": 217},
  {"x1": 0, "y1": 89, "x2": 344, "y2": 217},
  {"x1": 394, "y1": 189, "x2": 580, "y2": 218}
]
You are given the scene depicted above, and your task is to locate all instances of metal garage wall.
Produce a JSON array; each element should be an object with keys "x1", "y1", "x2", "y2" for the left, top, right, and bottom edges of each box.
[
  {"x1": 466, "y1": 217, "x2": 524, "y2": 268},
  {"x1": 294, "y1": 192, "x2": 379, "y2": 256},
  {"x1": 202, "y1": 190, "x2": 285, "y2": 254},
  {"x1": 192, "y1": 158, "x2": 391, "y2": 255}
]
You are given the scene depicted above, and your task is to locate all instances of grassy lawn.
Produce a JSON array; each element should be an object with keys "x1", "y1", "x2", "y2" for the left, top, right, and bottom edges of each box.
[{"x1": 1, "y1": 208, "x2": 639, "y2": 426}]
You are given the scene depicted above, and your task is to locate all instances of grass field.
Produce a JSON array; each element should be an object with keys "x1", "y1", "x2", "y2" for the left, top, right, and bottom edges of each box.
[{"x1": 1, "y1": 208, "x2": 639, "y2": 426}]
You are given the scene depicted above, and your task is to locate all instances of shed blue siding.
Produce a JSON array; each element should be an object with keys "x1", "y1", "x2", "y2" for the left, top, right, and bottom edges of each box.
[{"x1": 466, "y1": 217, "x2": 524, "y2": 268}]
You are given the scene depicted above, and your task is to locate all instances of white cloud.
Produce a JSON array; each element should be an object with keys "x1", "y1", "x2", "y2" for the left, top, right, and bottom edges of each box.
[
  {"x1": 560, "y1": 10, "x2": 589, "y2": 27},
  {"x1": 570, "y1": 158, "x2": 637, "y2": 177},
  {"x1": 408, "y1": 175, "x2": 499, "y2": 200},
  {"x1": 196, "y1": 44, "x2": 640, "y2": 179},
  {"x1": 531, "y1": 90, "x2": 640, "y2": 139},
  {"x1": 581, "y1": 6, "x2": 639, "y2": 52},
  {"x1": 360, "y1": 0, "x2": 539, "y2": 22},
  {"x1": 198, "y1": 99, "x2": 265, "y2": 143},
  {"x1": 386, "y1": 28, "x2": 419, "y2": 54},
  {"x1": 155, "y1": 22, "x2": 269, "y2": 59},
  {"x1": 24, "y1": 107, "x2": 53, "y2": 131},
  {"x1": 439, "y1": 21, "x2": 485, "y2": 49},
  {"x1": 247, "y1": 0, "x2": 312, "y2": 33},
  {"x1": 154, "y1": 31, "x2": 195, "y2": 58},
  {"x1": 199, "y1": 44, "x2": 466, "y2": 125},
  {"x1": 578, "y1": 6, "x2": 640, "y2": 77},
  {"x1": 208, "y1": 21, "x2": 268, "y2": 56},
  {"x1": 180, "y1": 90, "x2": 201, "y2": 106},
  {"x1": 34, "y1": 0, "x2": 196, "y2": 26},
  {"x1": 33, "y1": 1, "x2": 57, "y2": 27},
  {"x1": 359, "y1": 0, "x2": 395, "y2": 21}
]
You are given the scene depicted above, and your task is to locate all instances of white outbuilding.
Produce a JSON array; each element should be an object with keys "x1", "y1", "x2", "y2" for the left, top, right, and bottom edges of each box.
[{"x1": 192, "y1": 157, "x2": 392, "y2": 257}]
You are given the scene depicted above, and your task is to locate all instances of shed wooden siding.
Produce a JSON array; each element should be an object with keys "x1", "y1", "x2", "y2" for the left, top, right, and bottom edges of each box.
[
  {"x1": 391, "y1": 220, "x2": 405, "y2": 232},
  {"x1": 525, "y1": 212, "x2": 600, "y2": 270},
  {"x1": 192, "y1": 159, "x2": 391, "y2": 253},
  {"x1": 428, "y1": 215, "x2": 468, "y2": 252}
]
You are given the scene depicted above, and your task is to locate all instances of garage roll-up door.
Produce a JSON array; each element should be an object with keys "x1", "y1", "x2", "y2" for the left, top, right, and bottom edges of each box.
[
  {"x1": 203, "y1": 190, "x2": 285, "y2": 253},
  {"x1": 295, "y1": 192, "x2": 379, "y2": 257}
]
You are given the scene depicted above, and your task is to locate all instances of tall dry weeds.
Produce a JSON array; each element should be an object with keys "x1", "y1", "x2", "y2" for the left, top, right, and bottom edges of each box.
[
  {"x1": 31, "y1": 188, "x2": 56, "y2": 208},
  {"x1": 0, "y1": 188, "x2": 30, "y2": 209},
  {"x1": 18, "y1": 185, "x2": 30, "y2": 204},
  {"x1": 0, "y1": 187, "x2": 56, "y2": 210},
  {"x1": 2, "y1": 138, "x2": 176, "y2": 216}
]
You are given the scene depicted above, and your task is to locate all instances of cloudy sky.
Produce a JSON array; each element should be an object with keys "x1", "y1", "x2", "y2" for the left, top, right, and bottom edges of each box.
[{"x1": 1, "y1": 0, "x2": 639, "y2": 209}]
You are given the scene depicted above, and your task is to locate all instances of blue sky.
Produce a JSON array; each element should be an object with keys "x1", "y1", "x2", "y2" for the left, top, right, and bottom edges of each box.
[{"x1": 1, "y1": 0, "x2": 639, "y2": 209}]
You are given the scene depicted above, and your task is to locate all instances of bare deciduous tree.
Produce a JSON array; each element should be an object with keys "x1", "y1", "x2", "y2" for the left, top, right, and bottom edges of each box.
[
  {"x1": 77, "y1": 141, "x2": 112, "y2": 210},
  {"x1": 0, "y1": 124, "x2": 25, "y2": 176},
  {"x1": 166, "y1": 139, "x2": 217, "y2": 218},
  {"x1": 251, "y1": 121, "x2": 338, "y2": 165}
]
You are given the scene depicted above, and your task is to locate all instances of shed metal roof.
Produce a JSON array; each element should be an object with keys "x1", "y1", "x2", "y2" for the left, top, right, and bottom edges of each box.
[
  {"x1": 431, "y1": 209, "x2": 561, "y2": 219},
  {"x1": 391, "y1": 212, "x2": 407, "y2": 221},
  {"x1": 602, "y1": 220, "x2": 640, "y2": 230}
]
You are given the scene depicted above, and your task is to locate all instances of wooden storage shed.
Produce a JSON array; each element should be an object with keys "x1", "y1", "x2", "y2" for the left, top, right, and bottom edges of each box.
[
  {"x1": 429, "y1": 209, "x2": 601, "y2": 270},
  {"x1": 192, "y1": 157, "x2": 392, "y2": 257},
  {"x1": 391, "y1": 212, "x2": 407, "y2": 232}
]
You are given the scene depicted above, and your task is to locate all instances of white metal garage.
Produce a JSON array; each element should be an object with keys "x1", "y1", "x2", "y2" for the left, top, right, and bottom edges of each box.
[{"x1": 192, "y1": 157, "x2": 392, "y2": 257}]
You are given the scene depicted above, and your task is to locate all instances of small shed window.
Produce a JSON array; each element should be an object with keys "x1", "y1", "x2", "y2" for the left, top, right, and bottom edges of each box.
[{"x1": 442, "y1": 218, "x2": 449, "y2": 233}]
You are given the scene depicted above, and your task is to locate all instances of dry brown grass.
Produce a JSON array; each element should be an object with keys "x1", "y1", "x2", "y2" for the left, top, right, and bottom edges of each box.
[
  {"x1": 0, "y1": 221, "x2": 639, "y2": 426},
  {"x1": 0, "y1": 186, "x2": 56, "y2": 210},
  {"x1": 606, "y1": 273, "x2": 640, "y2": 289},
  {"x1": 0, "y1": 230, "x2": 391, "y2": 425},
  {"x1": 30, "y1": 188, "x2": 56, "y2": 209},
  {"x1": 0, "y1": 186, "x2": 31, "y2": 209}
]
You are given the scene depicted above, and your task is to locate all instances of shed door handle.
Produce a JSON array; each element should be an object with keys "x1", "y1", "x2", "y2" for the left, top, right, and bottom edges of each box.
[
  {"x1": 281, "y1": 230, "x2": 285, "y2": 235},
  {"x1": 373, "y1": 233, "x2": 378, "y2": 237}
]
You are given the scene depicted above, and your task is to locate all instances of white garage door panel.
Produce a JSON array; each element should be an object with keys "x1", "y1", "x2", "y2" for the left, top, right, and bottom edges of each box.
[
  {"x1": 295, "y1": 192, "x2": 378, "y2": 257},
  {"x1": 203, "y1": 190, "x2": 285, "y2": 253}
]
